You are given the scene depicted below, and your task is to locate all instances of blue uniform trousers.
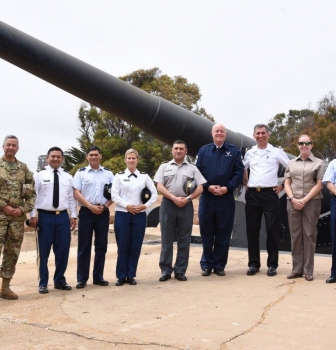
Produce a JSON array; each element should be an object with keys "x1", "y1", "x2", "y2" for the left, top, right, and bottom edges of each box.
[
  {"x1": 330, "y1": 196, "x2": 336, "y2": 277},
  {"x1": 114, "y1": 211, "x2": 146, "y2": 279},
  {"x1": 198, "y1": 194, "x2": 235, "y2": 270},
  {"x1": 37, "y1": 210, "x2": 70, "y2": 287},
  {"x1": 245, "y1": 189, "x2": 280, "y2": 269},
  {"x1": 77, "y1": 207, "x2": 109, "y2": 283},
  {"x1": 159, "y1": 198, "x2": 194, "y2": 275}
]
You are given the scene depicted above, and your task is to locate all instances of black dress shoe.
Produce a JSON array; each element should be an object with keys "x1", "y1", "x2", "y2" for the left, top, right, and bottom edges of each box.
[
  {"x1": 54, "y1": 282, "x2": 72, "y2": 290},
  {"x1": 116, "y1": 279, "x2": 126, "y2": 286},
  {"x1": 39, "y1": 286, "x2": 49, "y2": 294},
  {"x1": 93, "y1": 280, "x2": 109, "y2": 286},
  {"x1": 159, "y1": 274, "x2": 171, "y2": 282},
  {"x1": 76, "y1": 282, "x2": 86, "y2": 289},
  {"x1": 127, "y1": 277, "x2": 137, "y2": 285},
  {"x1": 202, "y1": 268, "x2": 212, "y2": 276},
  {"x1": 174, "y1": 273, "x2": 187, "y2": 281},
  {"x1": 214, "y1": 269, "x2": 226, "y2": 276},
  {"x1": 267, "y1": 267, "x2": 277, "y2": 277},
  {"x1": 247, "y1": 266, "x2": 259, "y2": 275},
  {"x1": 326, "y1": 276, "x2": 336, "y2": 283}
]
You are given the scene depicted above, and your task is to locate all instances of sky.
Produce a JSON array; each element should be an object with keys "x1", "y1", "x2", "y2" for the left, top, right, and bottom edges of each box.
[{"x1": 1, "y1": 0, "x2": 336, "y2": 171}]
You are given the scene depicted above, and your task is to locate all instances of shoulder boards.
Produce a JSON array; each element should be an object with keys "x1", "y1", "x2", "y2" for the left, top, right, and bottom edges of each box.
[
  {"x1": 162, "y1": 161, "x2": 169, "y2": 164},
  {"x1": 225, "y1": 143, "x2": 239, "y2": 149},
  {"x1": 37, "y1": 167, "x2": 46, "y2": 172},
  {"x1": 79, "y1": 167, "x2": 86, "y2": 171},
  {"x1": 61, "y1": 168, "x2": 70, "y2": 174},
  {"x1": 199, "y1": 143, "x2": 212, "y2": 150},
  {"x1": 103, "y1": 167, "x2": 111, "y2": 171},
  {"x1": 118, "y1": 171, "x2": 125, "y2": 174},
  {"x1": 140, "y1": 171, "x2": 147, "y2": 174}
]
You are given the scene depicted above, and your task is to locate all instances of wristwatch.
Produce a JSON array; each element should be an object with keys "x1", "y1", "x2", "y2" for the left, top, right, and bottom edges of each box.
[
  {"x1": 289, "y1": 197, "x2": 294, "y2": 201},
  {"x1": 187, "y1": 196, "x2": 192, "y2": 202}
]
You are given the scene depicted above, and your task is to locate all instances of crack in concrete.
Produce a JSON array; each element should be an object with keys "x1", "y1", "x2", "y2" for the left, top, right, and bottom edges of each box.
[
  {"x1": 221, "y1": 281, "x2": 295, "y2": 348},
  {"x1": 1, "y1": 316, "x2": 186, "y2": 349}
]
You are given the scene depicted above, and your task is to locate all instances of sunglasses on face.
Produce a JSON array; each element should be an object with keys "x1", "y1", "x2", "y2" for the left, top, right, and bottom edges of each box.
[{"x1": 298, "y1": 141, "x2": 312, "y2": 146}]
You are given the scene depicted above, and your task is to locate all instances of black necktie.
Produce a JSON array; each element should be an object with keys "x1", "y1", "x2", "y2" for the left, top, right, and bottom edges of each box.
[
  {"x1": 128, "y1": 173, "x2": 137, "y2": 178},
  {"x1": 53, "y1": 169, "x2": 59, "y2": 208}
]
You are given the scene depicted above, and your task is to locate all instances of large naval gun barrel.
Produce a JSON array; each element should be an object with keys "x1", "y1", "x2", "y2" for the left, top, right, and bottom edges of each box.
[
  {"x1": 0, "y1": 21, "x2": 331, "y2": 253},
  {"x1": 0, "y1": 21, "x2": 256, "y2": 157}
]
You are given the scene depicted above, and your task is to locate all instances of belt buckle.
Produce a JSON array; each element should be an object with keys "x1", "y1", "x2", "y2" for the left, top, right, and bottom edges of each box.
[
  {"x1": 55, "y1": 211, "x2": 61, "y2": 215},
  {"x1": 256, "y1": 188, "x2": 261, "y2": 192}
]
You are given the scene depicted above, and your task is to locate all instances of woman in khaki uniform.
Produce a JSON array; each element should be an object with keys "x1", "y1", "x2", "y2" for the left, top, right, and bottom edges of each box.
[{"x1": 284, "y1": 135, "x2": 324, "y2": 281}]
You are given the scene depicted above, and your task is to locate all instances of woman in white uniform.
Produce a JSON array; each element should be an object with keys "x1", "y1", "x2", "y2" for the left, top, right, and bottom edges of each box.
[{"x1": 112, "y1": 149, "x2": 157, "y2": 286}]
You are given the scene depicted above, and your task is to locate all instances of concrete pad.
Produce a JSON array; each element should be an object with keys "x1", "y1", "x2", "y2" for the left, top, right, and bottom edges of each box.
[{"x1": 0, "y1": 229, "x2": 335, "y2": 350}]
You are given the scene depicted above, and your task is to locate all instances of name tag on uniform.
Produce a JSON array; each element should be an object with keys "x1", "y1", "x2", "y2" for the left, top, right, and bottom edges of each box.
[
  {"x1": 43, "y1": 180, "x2": 51, "y2": 183},
  {"x1": 123, "y1": 179, "x2": 130, "y2": 182}
]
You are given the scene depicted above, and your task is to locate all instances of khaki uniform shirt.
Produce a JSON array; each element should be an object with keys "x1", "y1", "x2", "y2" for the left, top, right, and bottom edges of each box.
[
  {"x1": 284, "y1": 153, "x2": 324, "y2": 199},
  {"x1": 154, "y1": 159, "x2": 206, "y2": 196}
]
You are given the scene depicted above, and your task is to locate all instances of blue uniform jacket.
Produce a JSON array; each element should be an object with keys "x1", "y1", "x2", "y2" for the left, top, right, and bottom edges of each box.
[{"x1": 196, "y1": 142, "x2": 244, "y2": 195}]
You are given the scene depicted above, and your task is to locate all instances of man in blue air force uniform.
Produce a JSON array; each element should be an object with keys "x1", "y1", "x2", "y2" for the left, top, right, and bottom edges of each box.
[{"x1": 196, "y1": 123, "x2": 244, "y2": 277}]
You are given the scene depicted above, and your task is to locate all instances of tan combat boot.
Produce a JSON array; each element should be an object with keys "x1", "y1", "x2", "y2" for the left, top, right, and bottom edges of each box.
[{"x1": 0, "y1": 277, "x2": 18, "y2": 300}]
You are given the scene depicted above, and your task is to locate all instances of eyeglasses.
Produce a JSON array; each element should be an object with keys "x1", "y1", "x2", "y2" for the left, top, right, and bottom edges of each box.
[{"x1": 298, "y1": 141, "x2": 312, "y2": 146}]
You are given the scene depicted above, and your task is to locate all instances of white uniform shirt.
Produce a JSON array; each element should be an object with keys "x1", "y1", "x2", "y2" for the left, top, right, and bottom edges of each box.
[
  {"x1": 322, "y1": 159, "x2": 336, "y2": 184},
  {"x1": 243, "y1": 144, "x2": 289, "y2": 187},
  {"x1": 30, "y1": 165, "x2": 77, "y2": 218},
  {"x1": 112, "y1": 169, "x2": 158, "y2": 212},
  {"x1": 73, "y1": 165, "x2": 114, "y2": 205}
]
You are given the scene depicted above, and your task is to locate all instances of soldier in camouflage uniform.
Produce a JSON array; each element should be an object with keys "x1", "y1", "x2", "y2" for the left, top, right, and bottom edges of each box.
[{"x1": 0, "y1": 135, "x2": 36, "y2": 300}]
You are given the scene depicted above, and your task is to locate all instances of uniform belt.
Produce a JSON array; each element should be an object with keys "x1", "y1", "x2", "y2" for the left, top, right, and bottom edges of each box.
[
  {"x1": 248, "y1": 187, "x2": 274, "y2": 192},
  {"x1": 37, "y1": 209, "x2": 67, "y2": 215}
]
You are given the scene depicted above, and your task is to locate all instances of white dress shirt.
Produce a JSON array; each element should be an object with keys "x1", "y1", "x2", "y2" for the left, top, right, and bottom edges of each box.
[
  {"x1": 112, "y1": 169, "x2": 158, "y2": 212},
  {"x1": 30, "y1": 165, "x2": 77, "y2": 218},
  {"x1": 322, "y1": 159, "x2": 336, "y2": 184},
  {"x1": 243, "y1": 144, "x2": 289, "y2": 187},
  {"x1": 73, "y1": 165, "x2": 114, "y2": 205}
]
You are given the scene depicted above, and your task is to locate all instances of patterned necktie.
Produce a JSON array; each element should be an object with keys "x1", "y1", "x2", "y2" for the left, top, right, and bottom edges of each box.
[{"x1": 53, "y1": 169, "x2": 59, "y2": 208}]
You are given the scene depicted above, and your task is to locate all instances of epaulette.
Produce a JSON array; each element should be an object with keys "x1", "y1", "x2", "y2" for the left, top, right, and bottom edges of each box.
[
  {"x1": 162, "y1": 161, "x2": 169, "y2": 164},
  {"x1": 140, "y1": 171, "x2": 147, "y2": 174},
  {"x1": 79, "y1": 167, "x2": 86, "y2": 172},
  {"x1": 61, "y1": 167, "x2": 70, "y2": 174},
  {"x1": 225, "y1": 143, "x2": 240, "y2": 150},
  {"x1": 118, "y1": 171, "x2": 125, "y2": 174},
  {"x1": 37, "y1": 167, "x2": 46, "y2": 172},
  {"x1": 104, "y1": 167, "x2": 111, "y2": 171}
]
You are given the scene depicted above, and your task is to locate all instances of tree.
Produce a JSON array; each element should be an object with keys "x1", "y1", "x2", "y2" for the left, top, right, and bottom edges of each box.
[
  {"x1": 66, "y1": 68, "x2": 214, "y2": 176},
  {"x1": 267, "y1": 91, "x2": 336, "y2": 160}
]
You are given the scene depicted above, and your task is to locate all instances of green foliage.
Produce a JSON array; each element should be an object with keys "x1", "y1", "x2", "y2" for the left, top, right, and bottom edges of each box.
[
  {"x1": 67, "y1": 67, "x2": 213, "y2": 175},
  {"x1": 63, "y1": 146, "x2": 86, "y2": 174},
  {"x1": 267, "y1": 91, "x2": 336, "y2": 160}
]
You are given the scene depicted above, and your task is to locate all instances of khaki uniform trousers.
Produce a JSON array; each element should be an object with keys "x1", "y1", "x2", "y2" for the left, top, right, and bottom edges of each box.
[{"x1": 287, "y1": 199, "x2": 321, "y2": 276}]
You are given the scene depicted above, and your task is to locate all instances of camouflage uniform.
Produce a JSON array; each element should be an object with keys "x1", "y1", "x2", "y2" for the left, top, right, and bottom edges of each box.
[{"x1": 0, "y1": 156, "x2": 36, "y2": 279}]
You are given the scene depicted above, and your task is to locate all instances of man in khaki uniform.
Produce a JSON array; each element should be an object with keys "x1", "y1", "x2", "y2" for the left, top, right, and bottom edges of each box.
[{"x1": 0, "y1": 135, "x2": 36, "y2": 299}]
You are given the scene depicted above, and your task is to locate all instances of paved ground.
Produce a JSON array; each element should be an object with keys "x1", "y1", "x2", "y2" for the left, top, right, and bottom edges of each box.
[{"x1": 1, "y1": 227, "x2": 335, "y2": 350}]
